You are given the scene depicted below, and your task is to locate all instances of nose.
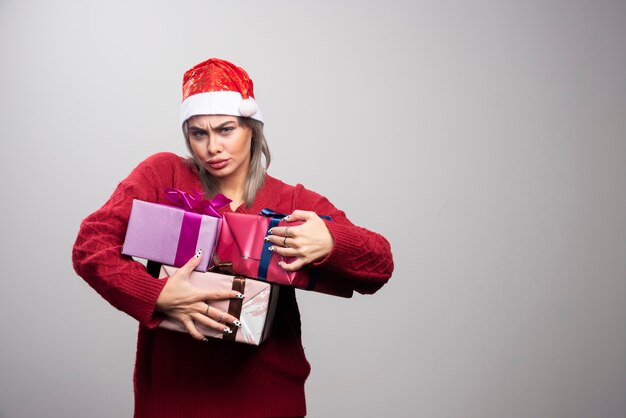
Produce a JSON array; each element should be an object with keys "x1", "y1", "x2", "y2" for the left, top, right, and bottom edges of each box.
[{"x1": 206, "y1": 134, "x2": 223, "y2": 155}]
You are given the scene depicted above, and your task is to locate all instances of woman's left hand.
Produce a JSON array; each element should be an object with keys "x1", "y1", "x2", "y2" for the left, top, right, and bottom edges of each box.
[{"x1": 265, "y1": 210, "x2": 333, "y2": 271}]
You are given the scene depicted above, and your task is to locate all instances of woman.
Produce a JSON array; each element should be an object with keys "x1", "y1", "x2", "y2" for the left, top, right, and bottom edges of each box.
[{"x1": 72, "y1": 58, "x2": 394, "y2": 418}]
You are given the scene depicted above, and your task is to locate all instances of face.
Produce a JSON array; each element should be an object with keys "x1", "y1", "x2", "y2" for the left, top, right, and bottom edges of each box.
[{"x1": 186, "y1": 115, "x2": 253, "y2": 181}]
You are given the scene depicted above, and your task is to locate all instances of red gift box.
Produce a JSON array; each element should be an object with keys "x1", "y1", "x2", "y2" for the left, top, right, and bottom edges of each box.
[{"x1": 215, "y1": 210, "x2": 353, "y2": 297}]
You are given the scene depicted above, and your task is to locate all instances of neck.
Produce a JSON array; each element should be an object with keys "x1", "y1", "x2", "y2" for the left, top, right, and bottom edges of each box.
[{"x1": 217, "y1": 174, "x2": 246, "y2": 210}]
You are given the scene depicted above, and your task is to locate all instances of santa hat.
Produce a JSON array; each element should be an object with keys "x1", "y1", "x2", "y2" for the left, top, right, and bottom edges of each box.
[{"x1": 180, "y1": 58, "x2": 263, "y2": 125}]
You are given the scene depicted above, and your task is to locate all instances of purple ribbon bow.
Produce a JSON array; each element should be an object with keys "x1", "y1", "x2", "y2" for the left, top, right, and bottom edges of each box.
[
  {"x1": 163, "y1": 189, "x2": 231, "y2": 267},
  {"x1": 164, "y1": 188, "x2": 231, "y2": 218}
]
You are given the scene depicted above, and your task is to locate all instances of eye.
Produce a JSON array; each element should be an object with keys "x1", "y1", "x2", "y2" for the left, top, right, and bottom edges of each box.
[
  {"x1": 189, "y1": 129, "x2": 207, "y2": 139},
  {"x1": 219, "y1": 126, "x2": 235, "y2": 134}
]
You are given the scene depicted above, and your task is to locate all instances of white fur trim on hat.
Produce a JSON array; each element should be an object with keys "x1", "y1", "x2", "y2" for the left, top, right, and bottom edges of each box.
[{"x1": 180, "y1": 91, "x2": 264, "y2": 124}]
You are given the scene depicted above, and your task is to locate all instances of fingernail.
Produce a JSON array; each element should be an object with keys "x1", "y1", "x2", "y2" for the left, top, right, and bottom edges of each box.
[
  {"x1": 236, "y1": 293, "x2": 245, "y2": 299},
  {"x1": 278, "y1": 261, "x2": 284, "y2": 267},
  {"x1": 195, "y1": 249, "x2": 203, "y2": 258},
  {"x1": 264, "y1": 236, "x2": 270, "y2": 242},
  {"x1": 202, "y1": 338, "x2": 209, "y2": 343},
  {"x1": 224, "y1": 327, "x2": 232, "y2": 334},
  {"x1": 233, "y1": 320, "x2": 242, "y2": 327},
  {"x1": 268, "y1": 228, "x2": 274, "y2": 235},
  {"x1": 283, "y1": 215, "x2": 290, "y2": 220},
  {"x1": 268, "y1": 246, "x2": 274, "y2": 252}
]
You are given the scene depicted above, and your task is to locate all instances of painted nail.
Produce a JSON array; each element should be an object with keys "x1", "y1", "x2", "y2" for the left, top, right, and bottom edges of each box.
[
  {"x1": 268, "y1": 228, "x2": 274, "y2": 235},
  {"x1": 236, "y1": 293, "x2": 245, "y2": 299},
  {"x1": 224, "y1": 327, "x2": 232, "y2": 334},
  {"x1": 268, "y1": 246, "x2": 274, "y2": 252},
  {"x1": 202, "y1": 338, "x2": 209, "y2": 343},
  {"x1": 283, "y1": 215, "x2": 290, "y2": 220},
  {"x1": 195, "y1": 249, "x2": 203, "y2": 258},
  {"x1": 264, "y1": 236, "x2": 270, "y2": 242},
  {"x1": 233, "y1": 320, "x2": 242, "y2": 327}
]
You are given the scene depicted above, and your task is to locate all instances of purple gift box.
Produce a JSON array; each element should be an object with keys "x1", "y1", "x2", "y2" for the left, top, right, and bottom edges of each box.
[{"x1": 122, "y1": 190, "x2": 229, "y2": 271}]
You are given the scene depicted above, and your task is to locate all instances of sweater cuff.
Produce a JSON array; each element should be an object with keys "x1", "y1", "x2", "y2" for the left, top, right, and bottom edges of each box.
[{"x1": 126, "y1": 272, "x2": 168, "y2": 328}]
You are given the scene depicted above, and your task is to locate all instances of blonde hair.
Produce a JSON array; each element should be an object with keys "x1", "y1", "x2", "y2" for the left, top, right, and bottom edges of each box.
[{"x1": 183, "y1": 117, "x2": 271, "y2": 207}]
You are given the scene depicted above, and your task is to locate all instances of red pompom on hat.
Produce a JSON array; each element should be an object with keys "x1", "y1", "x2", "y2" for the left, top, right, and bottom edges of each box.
[{"x1": 180, "y1": 58, "x2": 263, "y2": 124}]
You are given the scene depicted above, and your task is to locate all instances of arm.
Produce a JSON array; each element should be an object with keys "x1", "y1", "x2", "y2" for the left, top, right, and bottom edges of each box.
[
  {"x1": 72, "y1": 153, "x2": 174, "y2": 327},
  {"x1": 267, "y1": 185, "x2": 394, "y2": 295},
  {"x1": 73, "y1": 153, "x2": 245, "y2": 335}
]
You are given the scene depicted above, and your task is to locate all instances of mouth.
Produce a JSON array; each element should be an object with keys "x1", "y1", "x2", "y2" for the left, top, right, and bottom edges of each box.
[{"x1": 206, "y1": 158, "x2": 230, "y2": 170}]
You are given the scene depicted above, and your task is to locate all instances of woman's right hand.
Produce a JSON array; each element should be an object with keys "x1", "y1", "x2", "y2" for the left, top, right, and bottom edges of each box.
[{"x1": 155, "y1": 249, "x2": 243, "y2": 341}]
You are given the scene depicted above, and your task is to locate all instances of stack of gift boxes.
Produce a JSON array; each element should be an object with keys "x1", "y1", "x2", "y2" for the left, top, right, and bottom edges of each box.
[{"x1": 121, "y1": 189, "x2": 350, "y2": 346}]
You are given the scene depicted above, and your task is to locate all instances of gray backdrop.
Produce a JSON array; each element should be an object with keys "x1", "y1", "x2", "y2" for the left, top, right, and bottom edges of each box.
[{"x1": 1, "y1": 1, "x2": 624, "y2": 417}]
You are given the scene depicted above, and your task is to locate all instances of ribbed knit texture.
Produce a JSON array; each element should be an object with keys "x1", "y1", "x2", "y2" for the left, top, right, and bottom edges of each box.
[{"x1": 72, "y1": 152, "x2": 394, "y2": 417}]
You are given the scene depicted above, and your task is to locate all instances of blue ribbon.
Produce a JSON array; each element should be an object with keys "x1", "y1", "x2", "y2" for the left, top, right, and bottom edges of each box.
[
  {"x1": 257, "y1": 215, "x2": 282, "y2": 281},
  {"x1": 259, "y1": 208, "x2": 331, "y2": 221},
  {"x1": 257, "y1": 209, "x2": 331, "y2": 285}
]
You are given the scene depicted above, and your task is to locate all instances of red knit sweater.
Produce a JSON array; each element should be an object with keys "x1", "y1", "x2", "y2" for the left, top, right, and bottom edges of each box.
[{"x1": 72, "y1": 152, "x2": 394, "y2": 418}]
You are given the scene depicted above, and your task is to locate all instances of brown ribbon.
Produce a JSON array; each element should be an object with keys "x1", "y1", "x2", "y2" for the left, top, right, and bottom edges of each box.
[
  {"x1": 222, "y1": 276, "x2": 245, "y2": 341},
  {"x1": 211, "y1": 255, "x2": 235, "y2": 275},
  {"x1": 211, "y1": 256, "x2": 245, "y2": 341}
]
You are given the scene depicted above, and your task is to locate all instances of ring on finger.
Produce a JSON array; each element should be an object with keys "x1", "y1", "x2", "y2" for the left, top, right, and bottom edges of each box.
[
  {"x1": 205, "y1": 305, "x2": 211, "y2": 317},
  {"x1": 283, "y1": 236, "x2": 289, "y2": 248},
  {"x1": 217, "y1": 311, "x2": 224, "y2": 322},
  {"x1": 285, "y1": 226, "x2": 290, "y2": 238}
]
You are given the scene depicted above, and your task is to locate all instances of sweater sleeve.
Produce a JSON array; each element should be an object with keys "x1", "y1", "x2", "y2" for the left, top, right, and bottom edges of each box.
[
  {"x1": 292, "y1": 185, "x2": 394, "y2": 295},
  {"x1": 71, "y1": 153, "x2": 181, "y2": 327}
]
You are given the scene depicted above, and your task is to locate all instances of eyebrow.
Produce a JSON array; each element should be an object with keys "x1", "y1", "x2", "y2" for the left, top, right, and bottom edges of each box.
[
  {"x1": 188, "y1": 120, "x2": 236, "y2": 131},
  {"x1": 210, "y1": 120, "x2": 237, "y2": 130}
]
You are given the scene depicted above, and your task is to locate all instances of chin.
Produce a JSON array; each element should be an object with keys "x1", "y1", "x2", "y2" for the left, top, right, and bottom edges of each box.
[{"x1": 207, "y1": 168, "x2": 234, "y2": 178}]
